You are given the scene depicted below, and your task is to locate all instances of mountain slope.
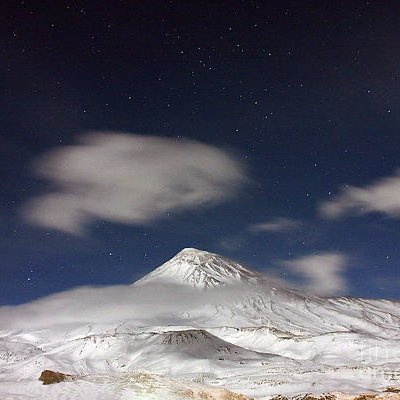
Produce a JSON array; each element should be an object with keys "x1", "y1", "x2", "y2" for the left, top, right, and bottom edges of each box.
[
  {"x1": 0, "y1": 248, "x2": 399, "y2": 337},
  {"x1": 135, "y1": 247, "x2": 265, "y2": 288},
  {"x1": 0, "y1": 247, "x2": 399, "y2": 399}
]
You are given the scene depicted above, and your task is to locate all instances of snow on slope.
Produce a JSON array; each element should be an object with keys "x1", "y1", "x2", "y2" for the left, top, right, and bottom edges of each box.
[
  {"x1": 0, "y1": 247, "x2": 399, "y2": 399},
  {"x1": 134, "y1": 248, "x2": 400, "y2": 337},
  {"x1": 207, "y1": 326, "x2": 399, "y2": 365},
  {"x1": 1, "y1": 370, "x2": 254, "y2": 400},
  {"x1": 1, "y1": 328, "x2": 298, "y2": 381},
  {"x1": 135, "y1": 247, "x2": 264, "y2": 288}
]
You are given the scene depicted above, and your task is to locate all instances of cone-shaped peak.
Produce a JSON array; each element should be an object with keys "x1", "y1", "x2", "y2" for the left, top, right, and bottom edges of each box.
[
  {"x1": 174, "y1": 247, "x2": 213, "y2": 257},
  {"x1": 135, "y1": 248, "x2": 262, "y2": 288}
]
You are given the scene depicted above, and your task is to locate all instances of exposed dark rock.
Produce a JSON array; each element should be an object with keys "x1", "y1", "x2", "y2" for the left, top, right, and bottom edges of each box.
[
  {"x1": 39, "y1": 369, "x2": 71, "y2": 385},
  {"x1": 385, "y1": 387, "x2": 400, "y2": 393}
]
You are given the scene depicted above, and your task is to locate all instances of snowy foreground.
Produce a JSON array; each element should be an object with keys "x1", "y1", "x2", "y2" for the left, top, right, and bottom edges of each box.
[{"x1": 1, "y1": 248, "x2": 399, "y2": 399}]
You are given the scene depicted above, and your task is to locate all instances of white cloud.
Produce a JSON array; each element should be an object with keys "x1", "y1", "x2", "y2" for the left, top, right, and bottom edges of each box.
[
  {"x1": 283, "y1": 252, "x2": 348, "y2": 296},
  {"x1": 319, "y1": 169, "x2": 400, "y2": 219},
  {"x1": 21, "y1": 132, "x2": 248, "y2": 234},
  {"x1": 0, "y1": 282, "x2": 261, "y2": 330},
  {"x1": 248, "y1": 217, "x2": 302, "y2": 233}
]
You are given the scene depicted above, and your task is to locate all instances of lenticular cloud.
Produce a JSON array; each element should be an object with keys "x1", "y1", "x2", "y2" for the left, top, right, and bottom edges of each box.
[{"x1": 21, "y1": 132, "x2": 248, "y2": 234}]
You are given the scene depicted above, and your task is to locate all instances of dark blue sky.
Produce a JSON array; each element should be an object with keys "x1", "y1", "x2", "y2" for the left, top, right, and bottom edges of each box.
[{"x1": 1, "y1": 1, "x2": 399, "y2": 304}]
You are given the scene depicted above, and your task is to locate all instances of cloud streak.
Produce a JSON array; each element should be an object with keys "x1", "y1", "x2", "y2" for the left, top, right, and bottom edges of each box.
[
  {"x1": 283, "y1": 252, "x2": 348, "y2": 296},
  {"x1": 319, "y1": 169, "x2": 400, "y2": 219},
  {"x1": 0, "y1": 282, "x2": 263, "y2": 330},
  {"x1": 248, "y1": 217, "x2": 302, "y2": 233},
  {"x1": 21, "y1": 132, "x2": 248, "y2": 234}
]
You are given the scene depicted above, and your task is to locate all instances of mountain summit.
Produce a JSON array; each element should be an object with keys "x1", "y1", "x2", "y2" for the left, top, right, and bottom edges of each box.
[{"x1": 135, "y1": 247, "x2": 262, "y2": 288}]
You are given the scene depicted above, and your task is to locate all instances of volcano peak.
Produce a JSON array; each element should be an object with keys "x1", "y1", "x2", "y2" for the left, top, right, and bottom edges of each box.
[{"x1": 135, "y1": 247, "x2": 261, "y2": 288}]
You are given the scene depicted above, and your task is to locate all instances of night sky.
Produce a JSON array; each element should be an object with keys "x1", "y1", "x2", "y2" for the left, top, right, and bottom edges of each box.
[{"x1": 1, "y1": 1, "x2": 400, "y2": 304}]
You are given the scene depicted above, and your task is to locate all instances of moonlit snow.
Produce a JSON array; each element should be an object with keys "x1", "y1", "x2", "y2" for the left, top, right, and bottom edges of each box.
[{"x1": 1, "y1": 248, "x2": 399, "y2": 399}]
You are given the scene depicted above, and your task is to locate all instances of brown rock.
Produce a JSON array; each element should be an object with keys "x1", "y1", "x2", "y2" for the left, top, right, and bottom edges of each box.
[
  {"x1": 39, "y1": 370, "x2": 71, "y2": 385},
  {"x1": 177, "y1": 387, "x2": 253, "y2": 399},
  {"x1": 353, "y1": 395, "x2": 377, "y2": 400},
  {"x1": 385, "y1": 388, "x2": 400, "y2": 394},
  {"x1": 221, "y1": 389, "x2": 253, "y2": 400}
]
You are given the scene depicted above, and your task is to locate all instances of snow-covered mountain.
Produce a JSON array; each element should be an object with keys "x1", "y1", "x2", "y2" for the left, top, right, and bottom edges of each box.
[
  {"x1": 1, "y1": 248, "x2": 399, "y2": 399},
  {"x1": 135, "y1": 247, "x2": 264, "y2": 288}
]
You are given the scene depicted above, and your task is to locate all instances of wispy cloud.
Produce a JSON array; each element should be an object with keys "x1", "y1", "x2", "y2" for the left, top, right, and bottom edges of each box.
[
  {"x1": 319, "y1": 169, "x2": 400, "y2": 219},
  {"x1": 0, "y1": 282, "x2": 262, "y2": 330},
  {"x1": 21, "y1": 132, "x2": 248, "y2": 235},
  {"x1": 248, "y1": 217, "x2": 302, "y2": 233},
  {"x1": 282, "y1": 252, "x2": 348, "y2": 296}
]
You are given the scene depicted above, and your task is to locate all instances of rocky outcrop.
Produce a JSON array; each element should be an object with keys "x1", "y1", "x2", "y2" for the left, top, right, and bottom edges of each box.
[
  {"x1": 37, "y1": 369, "x2": 252, "y2": 399},
  {"x1": 177, "y1": 388, "x2": 252, "y2": 399},
  {"x1": 270, "y1": 389, "x2": 400, "y2": 400},
  {"x1": 385, "y1": 388, "x2": 400, "y2": 394},
  {"x1": 39, "y1": 370, "x2": 72, "y2": 385}
]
